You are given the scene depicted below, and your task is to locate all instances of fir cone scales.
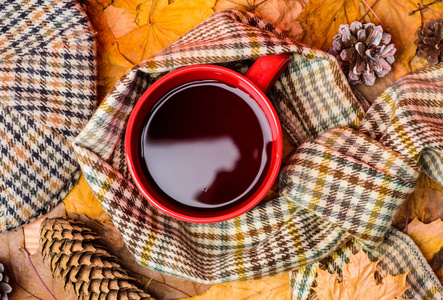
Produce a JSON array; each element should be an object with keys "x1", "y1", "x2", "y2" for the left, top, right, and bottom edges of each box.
[
  {"x1": 40, "y1": 218, "x2": 155, "y2": 300},
  {"x1": 415, "y1": 18, "x2": 443, "y2": 65},
  {"x1": 329, "y1": 21, "x2": 396, "y2": 86},
  {"x1": 0, "y1": 264, "x2": 12, "y2": 300}
]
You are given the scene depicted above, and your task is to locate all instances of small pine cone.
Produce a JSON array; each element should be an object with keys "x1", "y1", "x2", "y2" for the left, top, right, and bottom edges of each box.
[
  {"x1": 40, "y1": 218, "x2": 155, "y2": 300},
  {"x1": 329, "y1": 21, "x2": 396, "y2": 86},
  {"x1": 415, "y1": 18, "x2": 443, "y2": 65},
  {"x1": 0, "y1": 263, "x2": 12, "y2": 300}
]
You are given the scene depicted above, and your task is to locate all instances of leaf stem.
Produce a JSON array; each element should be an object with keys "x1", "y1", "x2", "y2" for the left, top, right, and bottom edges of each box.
[
  {"x1": 19, "y1": 246, "x2": 57, "y2": 300},
  {"x1": 244, "y1": 283, "x2": 289, "y2": 299},
  {"x1": 360, "y1": 0, "x2": 388, "y2": 31},
  {"x1": 358, "y1": 0, "x2": 380, "y2": 22},
  {"x1": 409, "y1": 0, "x2": 443, "y2": 15}
]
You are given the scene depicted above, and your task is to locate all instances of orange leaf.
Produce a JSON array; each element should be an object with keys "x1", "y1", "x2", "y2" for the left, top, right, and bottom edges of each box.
[
  {"x1": 314, "y1": 248, "x2": 411, "y2": 300},
  {"x1": 214, "y1": 0, "x2": 307, "y2": 40},
  {"x1": 106, "y1": 0, "x2": 215, "y2": 65},
  {"x1": 342, "y1": 249, "x2": 379, "y2": 299},
  {"x1": 81, "y1": 0, "x2": 134, "y2": 101},
  {"x1": 297, "y1": 0, "x2": 421, "y2": 80},
  {"x1": 419, "y1": 0, "x2": 443, "y2": 24},
  {"x1": 183, "y1": 272, "x2": 290, "y2": 300},
  {"x1": 315, "y1": 269, "x2": 346, "y2": 300},
  {"x1": 63, "y1": 174, "x2": 110, "y2": 222},
  {"x1": 407, "y1": 218, "x2": 443, "y2": 261},
  {"x1": 406, "y1": 218, "x2": 443, "y2": 284}
]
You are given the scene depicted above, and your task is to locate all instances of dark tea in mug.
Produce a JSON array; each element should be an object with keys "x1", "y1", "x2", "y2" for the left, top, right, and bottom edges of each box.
[{"x1": 139, "y1": 80, "x2": 273, "y2": 211}]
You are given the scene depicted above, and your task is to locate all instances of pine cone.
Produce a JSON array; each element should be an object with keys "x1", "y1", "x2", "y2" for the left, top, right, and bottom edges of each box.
[
  {"x1": 415, "y1": 18, "x2": 443, "y2": 65},
  {"x1": 40, "y1": 218, "x2": 155, "y2": 300},
  {"x1": 329, "y1": 21, "x2": 396, "y2": 86},
  {"x1": 0, "y1": 263, "x2": 12, "y2": 300}
]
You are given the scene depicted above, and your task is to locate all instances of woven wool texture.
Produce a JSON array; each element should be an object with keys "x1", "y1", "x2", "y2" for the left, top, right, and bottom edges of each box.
[
  {"x1": 72, "y1": 10, "x2": 443, "y2": 298},
  {"x1": 0, "y1": 0, "x2": 96, "y2": 231}
]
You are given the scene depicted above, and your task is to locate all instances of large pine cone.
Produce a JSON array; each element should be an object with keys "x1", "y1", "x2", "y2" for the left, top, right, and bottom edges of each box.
[
  {"x1": 329, "y1": 21, "x2": 396, "y2": 86},
  {"x1": 40, "y1": 218, "x2": 155, "y2": 300},
  {"x1": 0, "y1": 263, "x2": 12, "y2": 300},
  {"x1": 415, "y1": 18, "x2": 443, "y2": 65}
]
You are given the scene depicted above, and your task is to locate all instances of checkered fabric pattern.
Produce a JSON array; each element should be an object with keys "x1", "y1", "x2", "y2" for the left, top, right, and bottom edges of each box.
[
  {"x1": 280, "y1": 127, "x2": 419, "y2": 249},
  {"x1": 359, "y1": 66, "x2": 443, "y2": 186},
  {"x1": 72, "y1": 9, "x2": 443, "y2": 299},
  {"x1": 0, "y1": 0, "x2": 96, "y2": 231}
]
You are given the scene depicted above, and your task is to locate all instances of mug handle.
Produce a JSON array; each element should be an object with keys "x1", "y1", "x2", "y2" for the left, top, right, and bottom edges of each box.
[{"x1": 244, "y1": 53, "x2": 292, "y2": 94}]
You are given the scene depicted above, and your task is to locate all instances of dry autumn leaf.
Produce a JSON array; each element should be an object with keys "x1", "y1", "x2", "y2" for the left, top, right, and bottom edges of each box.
[
  {"x1": 183, "y1": 272, "x2": 290, "y2": 300},
  {"x1": 106, "y1": 0, "x2": 215, "y2": 65},
  {"x1": 214, "y1": 0, "x2": 307, "y2": 40},
  {"x1": 406, "y1": 218, "x2": 443, "y2": 284},
  {"x1": 297, "y1": 0, "x2": 421, "y2": 80},
  {"x1": 418, "y1": 0, "x2": 443, "y2": 24},
  {"x1": 81, "y1": 0, "x2": 134, "y2": 101},
  {"x1": 63, "y1": 174, "x2": 110, "y2": 223},
  {"x1": 393, "y1": 174, "x2": 443, "y2": 229},
  {"x1": 314, "y1": 248, "x2": 410, "y2": 300}
]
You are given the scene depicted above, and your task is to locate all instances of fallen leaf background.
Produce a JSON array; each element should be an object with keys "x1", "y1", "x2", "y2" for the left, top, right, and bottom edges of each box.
[
  {"x1": 107, "y1": 0, "x2": 215, "y2": 64},
  {"x1": 183, "y1": 272, "x2": 290, "y2": 300},
  {"x1": 393, "y1": 174, "x2": 443, "y2": 228},
  {"x1": 314, "y1": 248, "x2": 410, "y2": 300},
  {"x1": 2, "y1": 0, "x2": 443, "y2": 299},
  {"x1": 214, "y1": 0, "x2": 307, "y2": 40},
  {"x1": 63, "y1": 174, "x2": 111, "y2": 222},
  {"x1": 404, "y1": 218, "x2": 443, "y2": 284}
]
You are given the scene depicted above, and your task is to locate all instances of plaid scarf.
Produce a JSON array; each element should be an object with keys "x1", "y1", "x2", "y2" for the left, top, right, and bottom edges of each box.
[
  {"x1": 73, "y1": 8, "x2": 443, "y2": 299},
  {"x1": 0, "y1": 0, "x2": 96, "y2": 231}
]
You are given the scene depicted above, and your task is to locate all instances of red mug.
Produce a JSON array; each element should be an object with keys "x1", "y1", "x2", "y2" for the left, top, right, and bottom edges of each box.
[{"x1": 125, "y1": 53, "x2": 291, "y2": 223}]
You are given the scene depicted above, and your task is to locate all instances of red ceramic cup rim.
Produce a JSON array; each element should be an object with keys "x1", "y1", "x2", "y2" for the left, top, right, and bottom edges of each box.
[{"x1": 125, "y1": 65, "x2": 283, "y2": 223}]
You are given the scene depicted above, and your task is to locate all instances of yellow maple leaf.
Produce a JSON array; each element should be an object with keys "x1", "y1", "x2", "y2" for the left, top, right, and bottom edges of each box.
[
  {"x1": 214, "y1": 0, "x2": 307, "y2": 41},
  {"x1": 63, "y1": 174, "x2": 110, "y2": 222},
  {"x1": 106, "y1": 0, "x2": 215, "y2": 65},
  {"x1": 297, "y1": 0, "x2": 421, "y2": 80},
  {"x1": 182, "y1": 272, "x2": 290, "y2": 300},
  {"x1": 418, "y1": 0, "x2": 443, "y2": 23},
  {"x1": 81, "y1": 0, "x2": 134, "y2": 101},
  {"x1": 314, "y1": 248, "x2": 410, "y2": 300}
]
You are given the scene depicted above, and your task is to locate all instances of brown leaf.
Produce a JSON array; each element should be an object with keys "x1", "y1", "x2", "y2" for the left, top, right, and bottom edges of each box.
[
  {"x1": 405, "y1": 218, "x2": 443, "y2": 284},
  {"x1": 353, "y1": 67, "x2": 395, "y2": 104},
  {"x1": 297, "y1": 0, "x2": 421, "y2": 80},
  {"x1": 182, "y1": 273, "x2": 290, "y2": 300},
  {"x1": 314, "y1": 248, "x2": 410, "y2": 300},
  {"x1": 393, "y1": 173, "x2": 443, "y2": 230},
  {"x1": 214, "y1": 0, "x2": 307, "y2": 41},
  {"x1": 407, "y1": 218, "x2": 443, "y2": 261}
]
